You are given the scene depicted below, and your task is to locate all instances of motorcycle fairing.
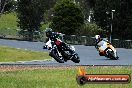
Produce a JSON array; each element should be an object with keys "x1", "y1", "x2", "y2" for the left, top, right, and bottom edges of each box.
[{"x1": 55, "y1": 39, "x2": 62, "y2": 46}]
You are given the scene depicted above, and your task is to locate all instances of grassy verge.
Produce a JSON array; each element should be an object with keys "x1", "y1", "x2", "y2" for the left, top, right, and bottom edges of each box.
[
  {"x1": 0, "y1": 12, "x2": 49, "y2": 31},
  {"x1": 0, "y1": 46, "x2": 50, "y2": 62},
  {"x1": 0, "y1": 12, "x2": 18, "y2": 29},
  {"x1": 0, "y1": 12, "x2": 49, "y2": 40},
  {"x1": 0, "y1": 12, "x2": 19, "y2": 36},
  {"x1": 0, "y1": 66, "x2": 131, "y2": 88}
]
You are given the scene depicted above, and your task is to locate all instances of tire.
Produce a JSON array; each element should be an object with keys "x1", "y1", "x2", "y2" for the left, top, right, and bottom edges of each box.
[
  {"x1": 51, "y1": 50, "x2": 64, "y2": 63},
  {"x1": 107, "y1": 51, "x2": 118, "y2": 60},
  {"x1": 71, "y1": 54, "x2": 80, "y2": 63}
]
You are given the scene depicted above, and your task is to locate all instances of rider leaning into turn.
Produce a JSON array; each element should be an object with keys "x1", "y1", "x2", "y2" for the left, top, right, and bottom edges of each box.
[
  {"x1": 44, "y1": 28, "x2": 75, "y2": 56},
  {"x1": 95, "y1": 35, "x2": 110, "y2": 56},
  {"x1": 95, "y1": 35, "x2": 111, "y2": 48}
]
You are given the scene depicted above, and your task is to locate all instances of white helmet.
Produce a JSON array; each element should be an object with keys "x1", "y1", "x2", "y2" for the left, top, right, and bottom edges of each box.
[
  {"x1": 95, "y1": 35, "x2": 101, "y2": 42},
  {"x1": 95, "y1": 35, "x2": 100, "y2": 40}
]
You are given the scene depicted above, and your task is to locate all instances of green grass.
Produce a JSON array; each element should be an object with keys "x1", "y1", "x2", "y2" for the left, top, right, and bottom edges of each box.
[
  {"x1": 0, "y1": 46, "x2": 50, "y2": 62},
  {"x1": 0, "y1": 12, "x2": 18, "y2": 29},
  {"x1": 0, "y1": 12, "x2": 18, "y2": 36},
  {"x1": 0, "y1": 66, "x2": 131, "y2": 88},
  {"x1": 0, "y1": 12, "x2": 50, "y2": 30},
  {"x1": 0, "y1": 12, "x2": 49, "y2": 37}
]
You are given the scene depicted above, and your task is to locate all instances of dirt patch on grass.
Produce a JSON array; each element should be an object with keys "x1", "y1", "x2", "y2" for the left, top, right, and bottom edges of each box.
[
  {"x1": 0, "y1": 65, "x2": 79, "y2": 72},
  {"x1": 0, "y1": 65, "x2": 130, "y2": 72}
]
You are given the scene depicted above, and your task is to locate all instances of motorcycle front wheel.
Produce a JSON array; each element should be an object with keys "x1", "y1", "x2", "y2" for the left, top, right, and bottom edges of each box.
[
  {"x1": 107, "y1": 51, "x2": 119, "y2": 60},
  {"x1": 50, "y1": 50, "x2": 64, "y2": 63},
  {"x1": 71, "y1": 53, "x2": 80, "y2": 63}
]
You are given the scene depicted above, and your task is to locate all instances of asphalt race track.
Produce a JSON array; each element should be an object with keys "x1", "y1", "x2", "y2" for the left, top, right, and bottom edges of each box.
[{"x1": 0, "y1": 39, "x2": 132, "y2": 65}]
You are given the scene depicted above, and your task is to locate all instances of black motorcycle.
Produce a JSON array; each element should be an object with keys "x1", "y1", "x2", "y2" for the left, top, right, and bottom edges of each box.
[{"x1": 44, "y1": 39, "x2": 80, "y2": 63}]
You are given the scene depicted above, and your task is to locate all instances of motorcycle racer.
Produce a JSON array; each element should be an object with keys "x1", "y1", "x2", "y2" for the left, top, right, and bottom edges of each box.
[
  {"x1": 95, "y1": 35, "x2": 111, "y2": 55},
  {"x1": 95, "y1": 35, "x2": 106, "y2": 56},
  {"x1": 43, "y1": 28, "x2": 75, "y2": 56},
  {"x1": 95, "y1": 35, "x2": 119, "y2": 60}
]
